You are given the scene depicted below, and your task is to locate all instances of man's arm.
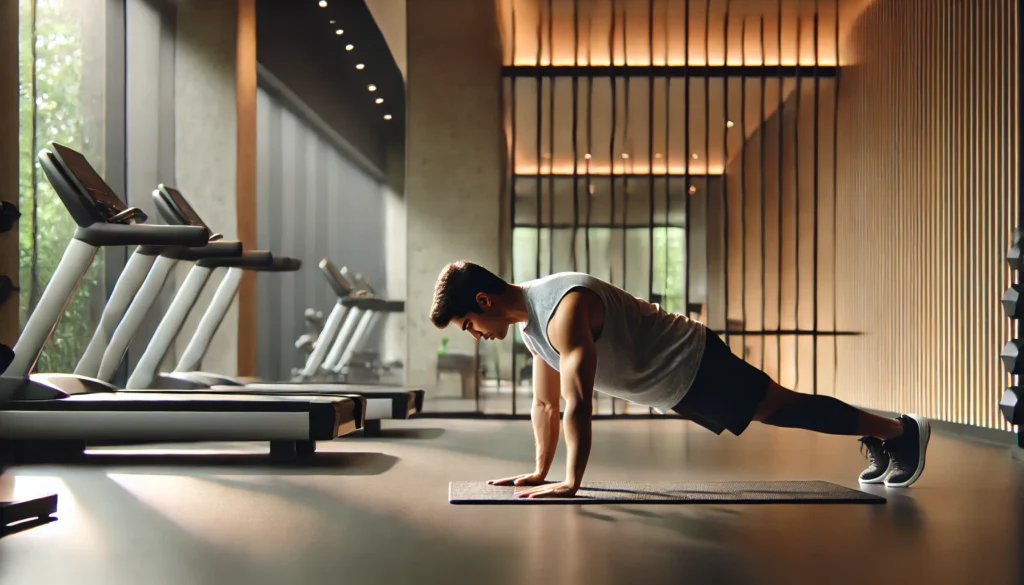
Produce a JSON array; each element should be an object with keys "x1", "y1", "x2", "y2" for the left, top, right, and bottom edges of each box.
[
  {"x1": 518, "y1": 292, "x2": 598, "y2": 498},
  {"x1": 530, "y1": 355, "x2": 562, "y2": 478},
  {"x1": 488, "y1": 350, "x2": 561, "y2": 487}
]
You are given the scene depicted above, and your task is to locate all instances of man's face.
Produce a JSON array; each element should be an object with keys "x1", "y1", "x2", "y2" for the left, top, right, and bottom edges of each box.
[{"x1": 453, "y1": 296, "x2": 509, "y2": 341}]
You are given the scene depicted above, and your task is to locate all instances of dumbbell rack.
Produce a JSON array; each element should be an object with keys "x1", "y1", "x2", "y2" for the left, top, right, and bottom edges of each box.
[{"x1": 0, "y1": 201, "x2": 59, "y2": 534}]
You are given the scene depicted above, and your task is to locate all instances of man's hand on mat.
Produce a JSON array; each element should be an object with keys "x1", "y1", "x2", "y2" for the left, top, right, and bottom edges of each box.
[
  {"x1": 488, "y1": 473, "x2": 546, "y2": 487},
  {"x1": 515, "y1": 481, "x2": 579, "y2": 499}
]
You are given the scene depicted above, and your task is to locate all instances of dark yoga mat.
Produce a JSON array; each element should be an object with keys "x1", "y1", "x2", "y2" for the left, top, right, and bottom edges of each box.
[{"x1": 449, "y1": 480, "x2": 886, "y2": 505}]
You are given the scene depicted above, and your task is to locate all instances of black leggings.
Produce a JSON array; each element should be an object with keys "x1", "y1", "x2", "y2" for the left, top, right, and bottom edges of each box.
[{"x1": 761, "y1": 393, "x2": 864, "y2": 435}]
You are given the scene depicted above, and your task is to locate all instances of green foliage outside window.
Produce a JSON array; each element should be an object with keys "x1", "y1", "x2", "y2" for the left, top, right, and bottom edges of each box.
[{"x1": 19, "y1": 0, "x2": 106, "y2": 372}]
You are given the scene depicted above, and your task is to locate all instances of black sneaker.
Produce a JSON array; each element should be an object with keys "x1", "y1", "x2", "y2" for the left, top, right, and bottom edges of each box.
[
  {"x1": 882, "y1": 414, "x2": 931, "y2": 488},
  {"x1": 857, "y1": 436, "x2": 891, "y2": 484}
]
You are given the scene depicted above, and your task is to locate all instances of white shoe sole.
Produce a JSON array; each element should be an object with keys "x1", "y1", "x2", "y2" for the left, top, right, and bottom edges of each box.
[
  {"x1": 858, "y1": 458, "x2": 893, "y2": 485},
  {"x1": 884, "y1": 414, "x2": 930, "y2": 488}
]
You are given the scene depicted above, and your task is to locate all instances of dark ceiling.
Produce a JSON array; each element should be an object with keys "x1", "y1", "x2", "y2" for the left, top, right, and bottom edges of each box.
[{"x1": 256, "y1": 0, "x2": 405, "y2": 172}]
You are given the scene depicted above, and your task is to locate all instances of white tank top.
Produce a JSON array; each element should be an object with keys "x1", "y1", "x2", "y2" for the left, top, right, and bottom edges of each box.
[{"x1": 518, "y1": 272, "x2": 707, "y2": 411}]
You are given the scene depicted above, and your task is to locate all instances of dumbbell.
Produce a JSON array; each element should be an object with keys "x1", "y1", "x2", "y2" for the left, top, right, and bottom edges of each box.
[
  {"x1": 1008, "y1": 228, "x2": 1023, "y2": 271},
  {"x1": 1001, "y1": 387, "x2": 1023, "y2": 425},
  {"x1": 0, "y1": 202, "x2": 20, "y2": 234}
]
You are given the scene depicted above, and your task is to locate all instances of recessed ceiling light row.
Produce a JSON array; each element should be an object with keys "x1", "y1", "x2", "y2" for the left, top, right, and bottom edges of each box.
[{"x1": 320, "y1": 1, "x2": 392, "y2": 121}]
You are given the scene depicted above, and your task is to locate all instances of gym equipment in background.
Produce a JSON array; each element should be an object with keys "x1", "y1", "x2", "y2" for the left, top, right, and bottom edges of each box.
[
  {"x1": 91, "y1": 185, "x2": 421, "y2": 436},
  {"x1": 0, "y1": 143, "x2": 364, "y2": 462}
]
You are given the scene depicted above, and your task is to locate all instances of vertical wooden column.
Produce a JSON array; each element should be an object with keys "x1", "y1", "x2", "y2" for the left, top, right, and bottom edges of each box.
[
  {"x1": 236, "y1": 0, "x2": 258, "y2": 377},
  {"x1": 0, "y1": 0, "x2": 19, "y2": 347}
]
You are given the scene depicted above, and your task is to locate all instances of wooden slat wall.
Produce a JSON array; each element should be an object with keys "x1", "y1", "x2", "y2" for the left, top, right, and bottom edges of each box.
[{"x1": 835, "y1": 0, "x2": 1017, "y2": 430}]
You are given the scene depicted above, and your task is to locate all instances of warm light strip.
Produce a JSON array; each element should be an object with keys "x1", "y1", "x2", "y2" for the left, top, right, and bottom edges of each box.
[
  {"x1": 511, "y1": 59, "x2": 838, "y2": 67},
  {"x1": 514, "y1": 164, "x2": 724, "y2": 175}
]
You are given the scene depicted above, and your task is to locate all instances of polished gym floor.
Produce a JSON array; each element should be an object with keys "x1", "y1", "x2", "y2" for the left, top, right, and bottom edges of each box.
[{"x1": 1, "y1": 417, "x2": 1021, "y2": 585}]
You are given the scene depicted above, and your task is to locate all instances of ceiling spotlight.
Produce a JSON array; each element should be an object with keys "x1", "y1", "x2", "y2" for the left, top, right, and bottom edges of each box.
[
  {"x1": 726, "y1": 120, "x2": 735, "y2": 128},
  {"x1": 691, "y1": 153, "x2": 699, "y2": 160},
  {"x1": 689, "y1": 185, "x2": 697, "y2": 195},
  {"x1": 621, "y1": 153, "x2": 630, "y2": 159},
  {"x1": 654, "y1": 153, "x2": 663, "y2": 159},
  {"x1": 356, "y1": 63, "x2": 365, "y2": 70},
  {"x1": 319, "y1": 0, "x2": 327, "y2": 7},
  {"x1": 335, "y1": 29, "x2": 344, "y2": 35},
  {"x1": 584, "y1": 153, "x2": 592, "y2": 160},
  {"x1": 345, "y1": 44, "x2": 354, "y2": 51},
  {"x1": 330, "y1": 19, "x2": 336, "y2": 24},
  {"x1": 368, "y1": 84, "x2": 377, "y2": 91},
  {"x1": 375, "y1": 97, "x2": 384, "y2": 104},
  {"x1": 384, "y1": 114, "x2": 393, "y2": 120}
]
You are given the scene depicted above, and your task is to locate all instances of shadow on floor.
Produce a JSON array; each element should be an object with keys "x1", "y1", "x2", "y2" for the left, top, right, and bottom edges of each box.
[
  {"x1": 55, "y1": 451, "x2": 400, "y2": 476},
  {"x1": 352, "y1": 427, "x2": 446, "y2": 440}
]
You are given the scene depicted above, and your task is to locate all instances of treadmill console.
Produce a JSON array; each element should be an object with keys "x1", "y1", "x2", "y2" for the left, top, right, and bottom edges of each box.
[
  {"x1": 319, "y1": 259, "x2": 353, "y2": 298},
  {"x1": 154, "y1": 186, "x2": 212, "y2": 229},
  {"x1": 41, "y1": 142, "x2": 147, "y2": 227}
]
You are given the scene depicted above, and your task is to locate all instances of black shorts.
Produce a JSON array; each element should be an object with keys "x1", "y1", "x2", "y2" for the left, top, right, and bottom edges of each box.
[{"x1": 670, "y1": 329, "x2": 771, "y2": 436}]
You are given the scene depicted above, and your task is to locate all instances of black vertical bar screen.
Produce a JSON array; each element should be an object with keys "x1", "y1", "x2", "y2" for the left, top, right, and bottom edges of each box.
[
  {"x1": 722, "y1": 1, "x2": 730, "y2": 346},
  {"x1": 832, "y1": 0, "x2": 839, "y2": 393},
  {"x1": 647, "y1": 0, "x2": 655, "y2": 299},
  {"x1": 509, "y1": 0, "x2": 518, "y2": 399},
  {"x1": 572, "y1": 0, "x2": 580, "y2": 272},
  {"x1": 740, "y1": 17, "x2": 747, "y2": 357},
  {"x1": 702, "y1": 0, "x2": 710, "y2": 322},
  {"x1": 793, "y1": 6, "x2": 801, "y2": 390},
  {"x1": 609, "y1": 0, "x2": 617, "y2": 285},
  {"x1": 812, "y1": 3, "x2": 820, "y2": 394},
  {"x1": 648, "y1": 0, "x2": 656, "y2": 419},
  {"x1": 547, "y1": 0, "x2": 554, "y2": 275},
  {"x1": 622, "y1": 2, "x2": 630, "y2": 293},
  {"x1": 777, "y1": 0, "x2": 783, "y2": 379},
  {"x1": 759, "y1": 17, "x2": 766, "y2": 370},
  {"x1": 535, "y1": 0, "x2": 543, "y2": 279},
  {"x1": 664, "y1": 0, "x2": 670, "y2": 315},
  {"x1": 609, "y1": 0, "x2": 619, "y2": 414},
  {"x1": 585, "y1": 4, "x2": 593, "y2": 275},
  {"x1": 683, "y1": 0, "x2": 691, "y2": 318}
]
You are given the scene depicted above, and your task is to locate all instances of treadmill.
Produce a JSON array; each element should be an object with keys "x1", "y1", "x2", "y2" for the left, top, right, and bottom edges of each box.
[
  {"x1": 0, "y1": 142, "x2": 364, "y2": 461},
  {"x1": 313, "y1": 266, "x2": 405, "y2": 382},
  {"x1": 93, "y1": 185, "x2": 422, "y2": 436}
]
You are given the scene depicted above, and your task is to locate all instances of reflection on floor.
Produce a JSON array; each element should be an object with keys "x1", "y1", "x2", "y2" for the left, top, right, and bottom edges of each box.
[
  {"x1": 1, "y1": 418, "x2": 1021, "y2": 585},
  {"x1": 425, "y1": 383, "x2": 662, "y2": 416}
]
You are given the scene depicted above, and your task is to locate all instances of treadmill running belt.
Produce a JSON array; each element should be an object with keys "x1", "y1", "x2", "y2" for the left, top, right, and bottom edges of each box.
[{"x1": 448, "y1": 480, "x2": 886, "y2": 505}]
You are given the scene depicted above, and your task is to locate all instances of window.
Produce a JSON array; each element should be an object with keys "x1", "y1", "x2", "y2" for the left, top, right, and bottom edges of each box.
[
  {"x1": 511, "y1": 225, "x2": 686, "y2": 314},
  {"x1": 19, "y1": 0, "x2": 110, "y2": 372}
]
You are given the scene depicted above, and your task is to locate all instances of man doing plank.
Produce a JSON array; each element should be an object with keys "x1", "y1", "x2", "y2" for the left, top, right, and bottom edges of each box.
[{"x1": 430, "y1": 261, "x2": 930, "y2": 498}]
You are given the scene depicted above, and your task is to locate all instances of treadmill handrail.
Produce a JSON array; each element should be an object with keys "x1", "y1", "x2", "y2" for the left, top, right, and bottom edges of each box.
[
  {"x1": 73, "y1": 223, "x2": 210, "y2": 247},
  {"x1": 250, "y1": 256, "x2": 301, "y2": 272},
  {"x1": 141, "y1": 240, "x2": 243, "y2": 261},
  {"x1": 340, "y1": 297, "x2": 405, "y2": 312},
  {"x1": 197, "y1": 250, "x2": 274, "y2": 269}
]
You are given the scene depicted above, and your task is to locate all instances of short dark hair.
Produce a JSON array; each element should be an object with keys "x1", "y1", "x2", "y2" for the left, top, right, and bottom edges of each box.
[{"x1": 430, "y1": 261, "x2": 508, "y2": 328}]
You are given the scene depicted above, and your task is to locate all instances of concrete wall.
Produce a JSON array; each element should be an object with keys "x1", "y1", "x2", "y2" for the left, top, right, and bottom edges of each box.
[
  {"x1": 405, "y1": 0, "x2": 504, "y2": 391},
  {"x1": 171, "y1": 0, "x2": 241, "y2": 376}
]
